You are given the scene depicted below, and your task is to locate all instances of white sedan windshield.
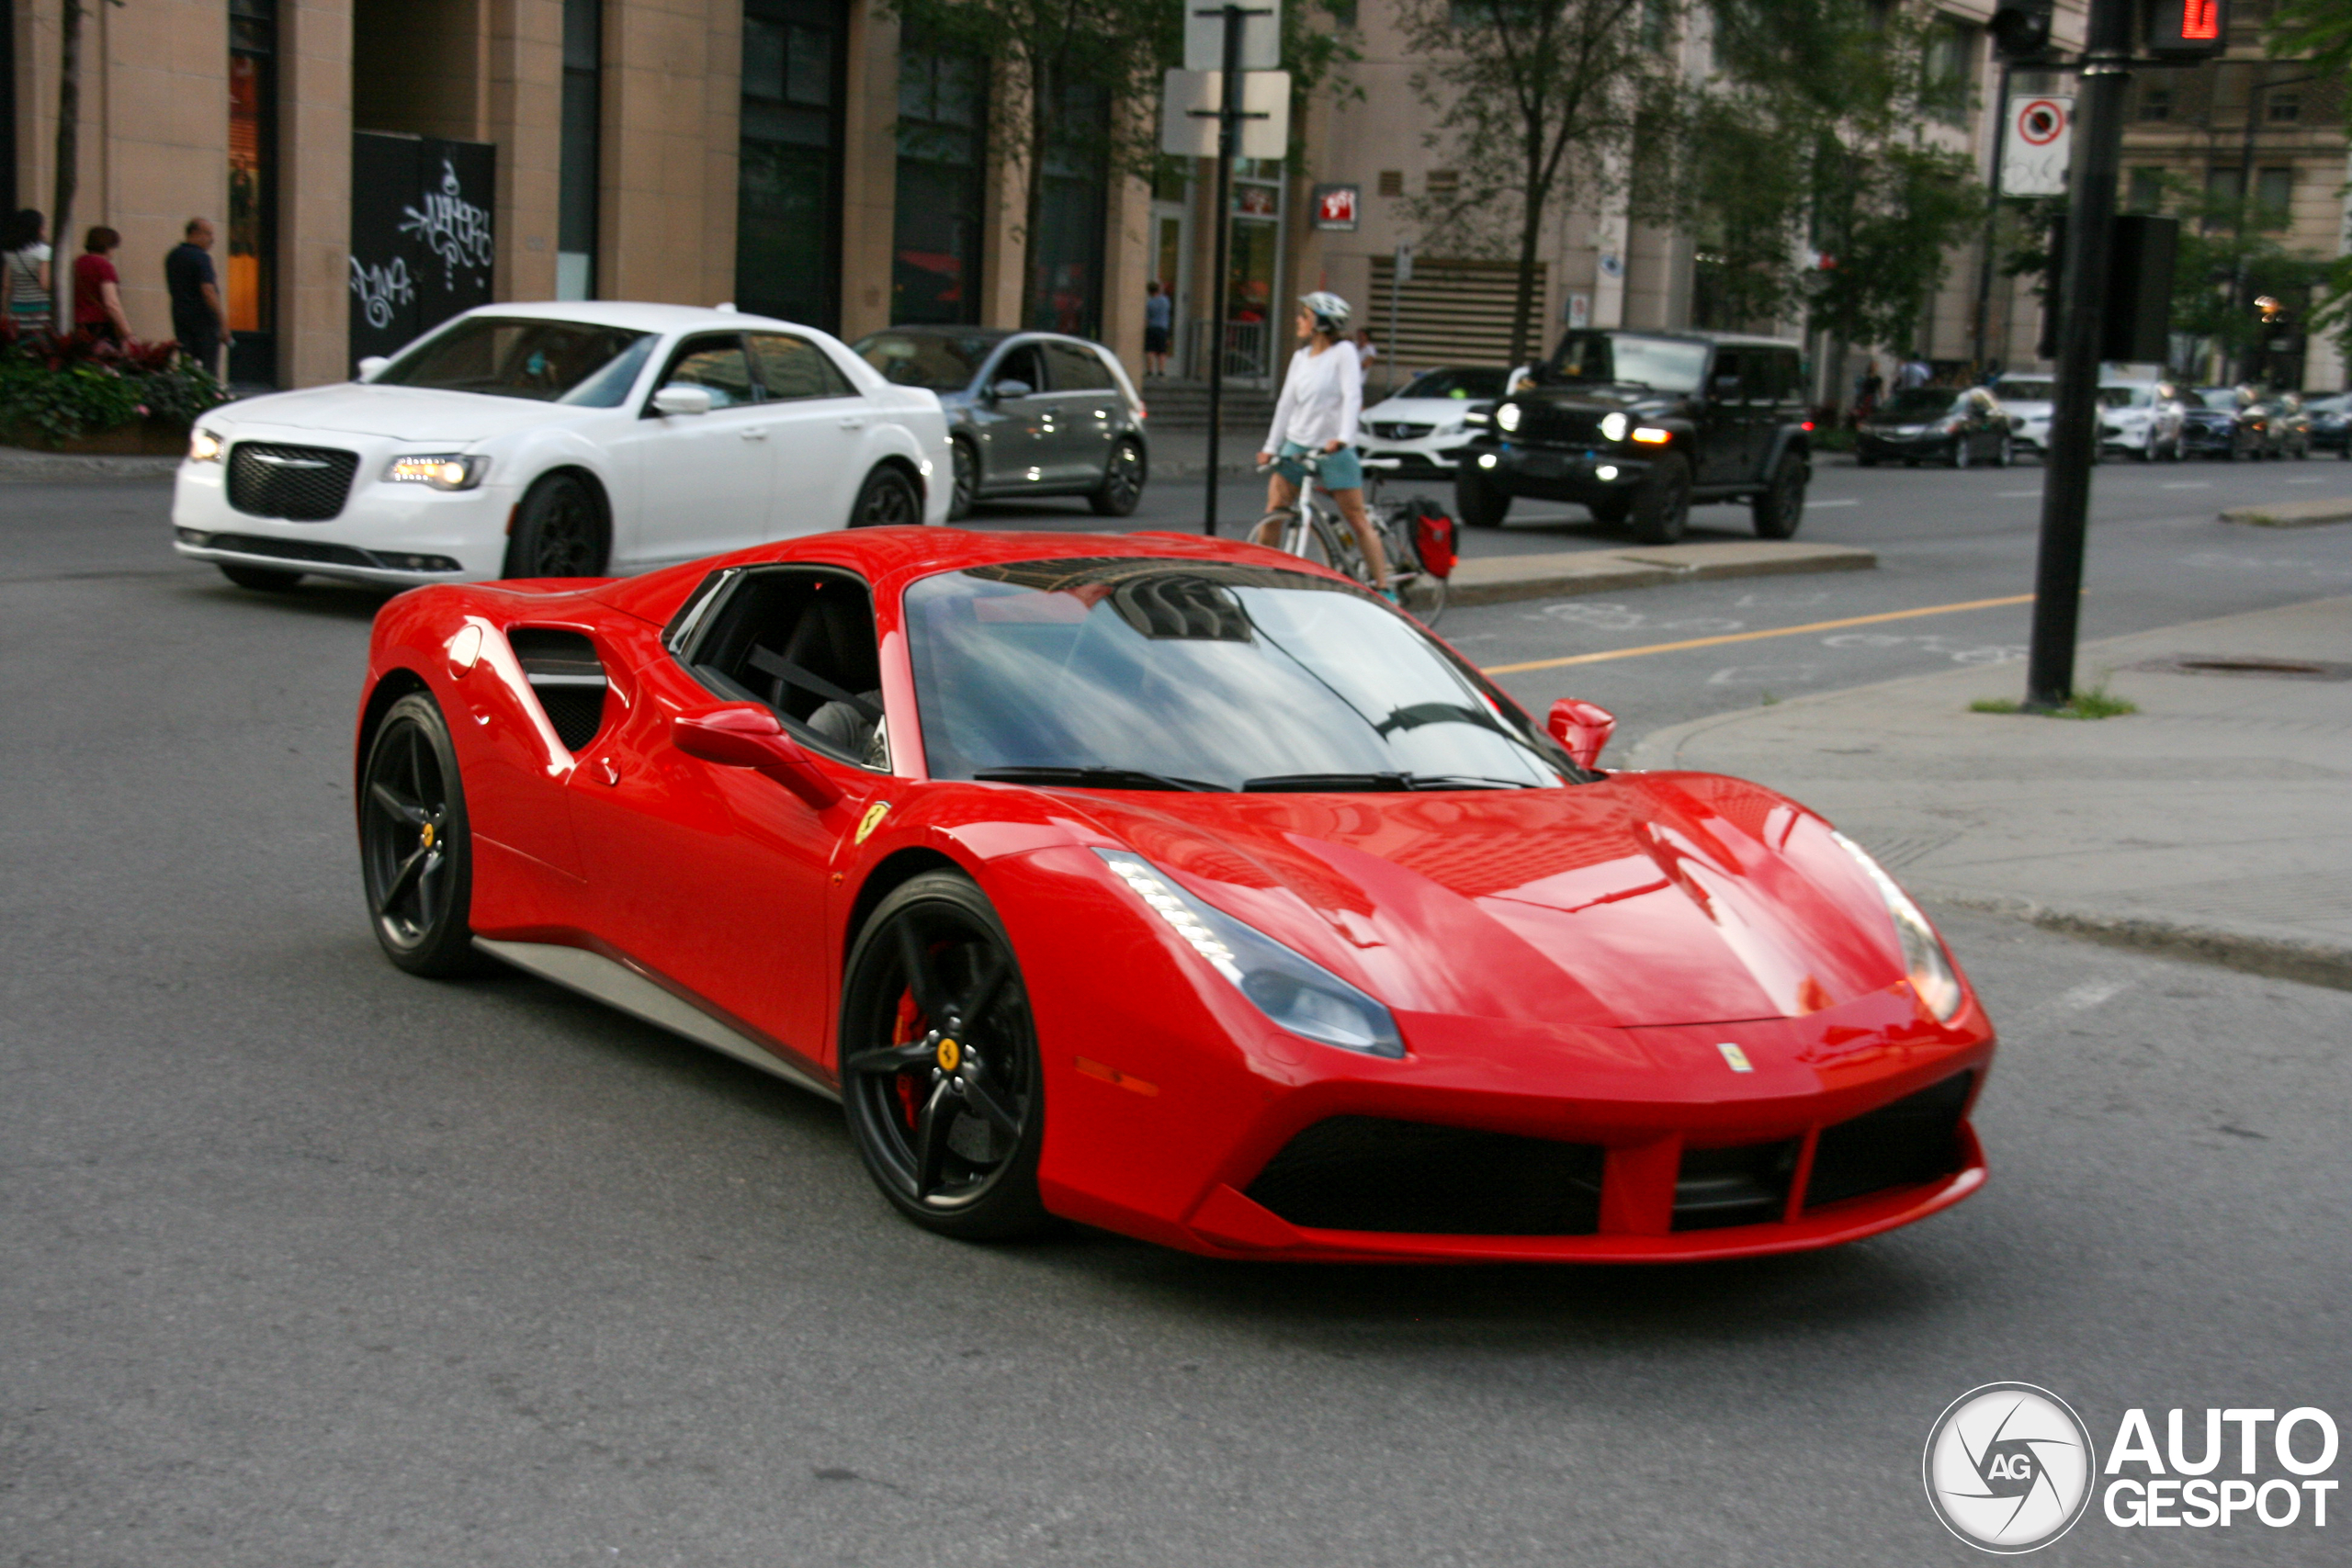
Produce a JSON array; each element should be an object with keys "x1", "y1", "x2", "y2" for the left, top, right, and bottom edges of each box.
[{"x1": 378, "y1": 319, "x2": 657, "y2": 406}]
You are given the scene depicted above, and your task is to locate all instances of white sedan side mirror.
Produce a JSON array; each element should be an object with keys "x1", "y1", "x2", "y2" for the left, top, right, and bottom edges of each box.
[
  {"x1": 356, "y1": 355, "x2": 390, "y2": 381},
  {"x1": 653, "y1": 383, "x2": 716, "y2": 417}
]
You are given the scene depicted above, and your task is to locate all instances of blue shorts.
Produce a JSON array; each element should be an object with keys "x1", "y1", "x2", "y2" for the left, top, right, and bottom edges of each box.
[{"x1": 1274, "y1": 441, "x2": 1364, "y2": 491}]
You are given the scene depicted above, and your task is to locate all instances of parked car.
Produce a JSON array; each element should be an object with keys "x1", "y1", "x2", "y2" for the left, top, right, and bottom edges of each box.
[
  {"x1": 1456, "y1": 329, "x2": 1812, "y2": 543},
  {"x1": 2302, "y1": 391, "x2": 2351, "y2": 457},
  {"x1": 2178, "y1": 387, "x2": 2245, "y2": 460},
  {"x1": 1357, "y1": 367, "x2": 1510, "y2": 478},
  {"x1": 2098, "y1": 380, "x2": 2187, "y2": 461},
  {"x1": 1991, "y1": 375, "x2": 2055, "y2": 457},
  {"x1": 852, "y1": 327, "x2": 1148, "y2": 520},
  {"x1": 173, "y1": 302, "x2": 951, "y2": 592},
  {"x1": 1855, "y1": 387, "x2": 2015, "y2": 468}
]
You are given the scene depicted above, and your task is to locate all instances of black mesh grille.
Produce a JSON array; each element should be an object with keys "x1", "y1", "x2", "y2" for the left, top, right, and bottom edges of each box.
[
  {"x1": 1514, "y1": 404, "x2": 1606, "y2": 446},
  {"x1": 1245, "y1": 1117, "x2": 1603, "y2": 1235},
  {"x1": 509, "y1": 627, "x2": 608, "y2": 751},
  {"x1": 227, "y1": 442, "x2": 360, "y2": 521},
  {"x1": 1366, "y1": 421, "x2": 1433, "y2": 440},
  {"x1": 1804, "y1": 1072, "x2": 1973, "y2": 1211},
  {"x1": 1672, "y1": 1139, "x2": 1800, "y2": 1231}
]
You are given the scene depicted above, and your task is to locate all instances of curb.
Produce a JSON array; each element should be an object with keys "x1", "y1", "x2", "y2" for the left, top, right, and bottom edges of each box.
[
  {"x1": 1449, "y1": 542, "x2": 1876, "y2": 608},
  {"x1": 2220, "y1": 499, "x2": 2352, "y2": 528},
  {"x1": 0, "y1": 450, "x2": 179, "y2": 483},
  {"x1": 1924, "y1": 889, "x2": 2352, "y2": 994}
]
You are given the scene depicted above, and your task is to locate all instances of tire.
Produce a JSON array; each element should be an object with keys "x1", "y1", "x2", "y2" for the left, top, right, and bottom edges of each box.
[
  {"x1": 946, "y1": 438, "x2": 978, "y2": 521},
  {"x1": 1629, "y1": 453, "x2": 1691, "y2": 544},
  {"x1": 1995, "y1": 435, "x2": 2014, "y2": 468},
  {"x1": 1856, "y1": 452, "x2": 1880, "y2": 468},
  {"x1": 1587, "y1": 493, "x2": 1632, "y2": 525},
  {"x1": 1750, "y1": 452, "x2": 1806, "y2": 539},
  {"x1": 838, "y1": 872, "x2": 1052, "y2": 1241},
  {"x1": 359, "y1": 692, "x2": 482, "y2": 977},
  {"x1": 1411, "y1": 574, "x2": 1449, "y2": 628},
  {"x1": 219, "y1": 563, "x2": 302, "y2": 592},
  {"x1": 1951, "y1": 437, "x2": 1971, "y2": 469},
  {"x1": 1088, "y1": 437, "x2": 1146, "y2": 516},
  {"x1": 1455, "y1": 466, "x2": 1510, "y2": 527},
  {"x1": 502, "y1": 472, "x2": 608, "y2": 579},
  {"x1": 849, "y1": 466, "x2": 922, "y2": 528}
]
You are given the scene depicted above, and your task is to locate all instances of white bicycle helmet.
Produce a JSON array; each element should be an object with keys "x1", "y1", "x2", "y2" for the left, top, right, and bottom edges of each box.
[{"x1": 1299, "y1": 291, "x2": 1352, "y2": 334}]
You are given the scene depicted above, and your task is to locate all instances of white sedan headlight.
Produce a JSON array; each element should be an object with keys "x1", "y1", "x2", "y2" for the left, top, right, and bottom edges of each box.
[
  {"x1": 1830, "y1": 831, "x2": 1963, "y2": 1021},
  {"x1": 385, "y1": 453, "x2": 491, "y2": 491},
  {"x1": 188, "y1": 428, "x2": 224, "y2": 463}
]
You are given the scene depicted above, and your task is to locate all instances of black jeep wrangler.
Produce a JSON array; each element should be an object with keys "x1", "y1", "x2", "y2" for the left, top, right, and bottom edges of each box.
[{"x1": 1455, "y1": 329, "x2": 1811, "y2": 543}]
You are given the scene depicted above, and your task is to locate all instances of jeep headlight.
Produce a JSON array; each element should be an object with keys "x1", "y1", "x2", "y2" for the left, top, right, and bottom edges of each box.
[
  {"x1": 1831, "y1": 831, "x2": 1962, "y2": 1022},
  {"x1": 1496, "y1": 402, "x2": 1522, "y2": 433},
  {"x1": 1096, "y1": 850, "x2": 1404, "y2": 1056},
  {"x1": 385, "y1": 453, "x2": 490, "y2": 491},
  {"x1": 1600, "y1": 412, "x2": 1628, "y2": 443}
]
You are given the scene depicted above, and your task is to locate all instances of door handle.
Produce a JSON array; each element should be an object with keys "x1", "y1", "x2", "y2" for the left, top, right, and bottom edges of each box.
[
  {"x1": 837, "y1": 416, "x2": 865, "y2": 430},
  {"x1": 740, "y1": 427, "x2": 770, "y2": 441}
]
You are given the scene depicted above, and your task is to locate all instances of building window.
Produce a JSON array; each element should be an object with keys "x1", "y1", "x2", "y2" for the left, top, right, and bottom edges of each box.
[
  {"x1": 228, "y1": 0, "x2": 277, "y2": 384},
  {"x1": 558, "y1": 0, "x2": 600, "y2": 299},
  {"x1": 2267, "y1": 94, "x2": 2301, "y2": 123},
  {"x1": 1425, "y1": 168, "x2": 1459, "y2": 195},
  {"x1": 893, "y1": 45, "x2": 986, "y2": 324},
  {"x1": 738, "y1": 0, "x2": 845, "y2": 330},
  {"x1": 2140, "y1": 87, "x2": 2172, "y2": 121},
  {"x1": 2257, "y1": 166, "x2": 2294, "y2": 217},
  {"x1": 2126, "y1": 166, "x2": 2165, "y2": 213},
  {"x1": 1377, "y1": 169, "x2": 1402, "y2": 197},
  {"x1": 1922, "y1": 19, "x2": 1974, "y2": 124},
  {"x1": 1033, "y1": 80, "x2": 1108, "y2": 336}
]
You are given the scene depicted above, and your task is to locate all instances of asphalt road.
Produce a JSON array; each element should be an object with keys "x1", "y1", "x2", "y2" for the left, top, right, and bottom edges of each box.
[{"x1": 3, "y1": 470, "x2": 2348, "y2": 1564}]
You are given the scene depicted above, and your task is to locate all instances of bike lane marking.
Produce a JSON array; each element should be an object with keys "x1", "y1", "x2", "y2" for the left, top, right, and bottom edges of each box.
[{"x1": 1480, "y1": 593, "x2": 2037, "y2": 673}]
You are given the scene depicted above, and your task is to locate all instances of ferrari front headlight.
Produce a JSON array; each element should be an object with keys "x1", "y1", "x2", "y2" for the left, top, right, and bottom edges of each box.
[
  {"x1": 1096, "y1": 850, "x2": 1404, "y2": 1057},
  {"x1": 1831, "y1": 831, "x2": 1963, "y2": 1021}
]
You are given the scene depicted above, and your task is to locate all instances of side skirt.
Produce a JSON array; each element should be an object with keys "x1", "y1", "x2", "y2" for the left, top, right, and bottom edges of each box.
[{"x1": 474, "y1": 937, "x2": 841, "y2": 1102}]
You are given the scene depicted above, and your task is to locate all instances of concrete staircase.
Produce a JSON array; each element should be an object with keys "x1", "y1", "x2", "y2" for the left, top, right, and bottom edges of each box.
[{"x1": 1139, "y1": 378, "x2": 1277, "y2": 433}]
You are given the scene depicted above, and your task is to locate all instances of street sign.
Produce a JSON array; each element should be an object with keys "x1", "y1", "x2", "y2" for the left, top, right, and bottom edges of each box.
[
  {"x1": 2148, "y1": 0, "x2": 2228, "y2": 58},
  {"x1": 1159, "y1": 69, "x2": 1289, "y2": 159},
  {"x1": 2002, "y1": 96, "x2": 2072, "y2": 197},
  {"x1": 1311, "y1": 185, "x2": 1359, "y2": 230},
  {"x1": 1184, "y1": 1, "x2": 1280, "y2": 72},
  {"x1": 1394, "y1": 243, "x2": 1413, "y2": 284}
]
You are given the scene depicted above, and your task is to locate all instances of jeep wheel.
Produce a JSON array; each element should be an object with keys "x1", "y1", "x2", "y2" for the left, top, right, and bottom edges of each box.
[
  {"x1": 1750, "y1": 454, "x2": 1806, "y2": 540},
  {"x1": 1455, "y1": 466, "x2": 1510, "y2": 528},
  {"x1": 1629, "y1": 454, "x2": 1690, "y2": 544}
]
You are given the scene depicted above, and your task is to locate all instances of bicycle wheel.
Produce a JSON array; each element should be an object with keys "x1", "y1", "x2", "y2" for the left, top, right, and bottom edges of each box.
[
  {"x1": 1411, "y1": 572, "x2": 1449, "y2": 627},
  {"x1": 1307, "y1": 508, "x2": 1370, "y2": 585}
]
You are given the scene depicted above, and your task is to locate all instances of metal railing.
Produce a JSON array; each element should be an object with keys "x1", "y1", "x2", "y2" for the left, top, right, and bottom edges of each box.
[{"x1": 1184, "y1": 319, "x2": 1272, "y2": 384}]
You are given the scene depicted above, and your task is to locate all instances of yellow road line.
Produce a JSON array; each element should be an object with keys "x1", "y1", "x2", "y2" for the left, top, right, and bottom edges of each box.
[{"x1": 1479, "y1": 593, "x2": 2038, "y2": 675}]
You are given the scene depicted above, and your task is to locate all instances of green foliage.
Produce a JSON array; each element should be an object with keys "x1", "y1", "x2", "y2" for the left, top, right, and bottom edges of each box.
[
  {"x1": 1971, "y1": 681, "x2": 2138, "y2": 719},
  {"x1": 0, "y1": 327, "x2": 227, "y2": 445},
  {"x1": 0, "y1": 358, "x2": 145, "y2": 442},
  {"x1": 2267, "y1": 0, "x2": 2352, "y2": 83},
  {"x1": 2119, "y1": 173, "x2": 2329, "y2": 377}
]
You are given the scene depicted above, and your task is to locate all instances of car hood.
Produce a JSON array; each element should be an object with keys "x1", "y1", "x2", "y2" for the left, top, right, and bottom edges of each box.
[
  {"x1": 1999, "y1": 400, "x2": 2052, "y2": 417},
  {"x1": 210, "y1": 384, "x2": 582, "y2": 444},
  {"x1": 1521, "y1": 383, "x2": 1678, "y2": 412},
  {"x1": 1056, "y1": 773, "x2": 1913, "y2": 1031},
  {"x1": 1362, "y1": 398, "x2": 1482, "y2": 423}
]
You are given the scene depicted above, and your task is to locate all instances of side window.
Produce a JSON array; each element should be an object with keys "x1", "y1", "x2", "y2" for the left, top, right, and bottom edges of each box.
[
  {"x1": 1042, "y1": 339, "x2": 1112, "y2": 392},
  {"x1": 750, "y1": 333, "x2": 855, "y2": 400},
  {"x1": 1708, "y1": 348, "x2": 1744, "y2": 401},
  {"x1": 991, "y1": 344, "x2": 1046, "y2": 395},
  {"x1": 1756, "y1": 350, "x2": 1796, "y2": 403},
  {"x1": 684, "y1": 569, "x2": 889, "y2": 769},
  {"x1": 656, "y1": 334, "x2": 758, "y2": 411}
]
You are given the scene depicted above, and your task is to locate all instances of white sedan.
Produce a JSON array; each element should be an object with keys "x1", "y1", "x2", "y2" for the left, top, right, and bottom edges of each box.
[{"x1": 173, "y1": 302, "x2": 951, "y2": 591}]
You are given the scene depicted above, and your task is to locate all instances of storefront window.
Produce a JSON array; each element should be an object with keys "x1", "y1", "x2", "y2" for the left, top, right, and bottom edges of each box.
[
  {"x1": 893, "y1": 45, "x2": 985, "y2": 324},
  {"x1": 739, "y1": 0, "x2": 844, "y2": 329},
  {"x1": 228, "y1": 0, "x2": 277, "y2": 382},
  {"x1": 558, "y1": 0, "x2": 600, "y2": 299},
  {"x1": 1032, "y1": 81, "x2": 1107, "y2": 338}
]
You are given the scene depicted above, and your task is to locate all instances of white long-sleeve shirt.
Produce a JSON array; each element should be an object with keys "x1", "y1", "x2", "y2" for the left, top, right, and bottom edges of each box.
[{"x1": 1264, "y1": 339, "x2": 1362, "y2": 453}]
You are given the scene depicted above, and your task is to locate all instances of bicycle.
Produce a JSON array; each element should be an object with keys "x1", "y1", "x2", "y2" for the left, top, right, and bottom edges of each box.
[{"x1": 1252, "y1": 451, "x2": 1452, "y2": 626}]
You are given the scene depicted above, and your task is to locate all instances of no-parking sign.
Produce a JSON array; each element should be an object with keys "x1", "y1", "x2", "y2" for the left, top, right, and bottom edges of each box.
[{"x1": 2002, "y1": 96, "x2": 2072, "y2": 197}]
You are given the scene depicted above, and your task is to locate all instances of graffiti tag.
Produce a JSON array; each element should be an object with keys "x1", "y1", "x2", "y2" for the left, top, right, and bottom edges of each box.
[
  {"x1": 349, "y1": 255, "x2": 415, "y2": 330},
  {"x1": 399, "y1": 160, "x2": 494, "y2": 289}
]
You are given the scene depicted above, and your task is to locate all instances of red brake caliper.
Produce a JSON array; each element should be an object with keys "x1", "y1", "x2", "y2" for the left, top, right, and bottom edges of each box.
[{"x1": 893, "y1": 988, "x2": 924, "y2": 1129}]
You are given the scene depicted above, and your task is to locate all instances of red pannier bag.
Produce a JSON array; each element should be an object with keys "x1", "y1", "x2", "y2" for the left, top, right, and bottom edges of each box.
[{"x1": 1413, "y1": 504, "x2": 1458, "y2": 579}]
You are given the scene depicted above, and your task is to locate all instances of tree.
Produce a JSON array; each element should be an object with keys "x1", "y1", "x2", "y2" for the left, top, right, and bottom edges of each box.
[{"x1": 1395, "y1": 0, "x2": 1690, "y2": 368}]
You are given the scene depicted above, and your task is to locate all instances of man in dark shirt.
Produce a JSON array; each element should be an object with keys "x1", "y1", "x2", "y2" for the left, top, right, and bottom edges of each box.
[{"x1": 164, "y1": 218, "x2": 228, "y2": 378}]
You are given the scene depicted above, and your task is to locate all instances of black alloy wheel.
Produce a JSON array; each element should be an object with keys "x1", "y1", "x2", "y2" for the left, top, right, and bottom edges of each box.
[
  {"x1": 218, "y1": 563, "x2": 303, "y2": 592},
  {"x1": 850, "y1": 467, "x2": 922, "y2": 529},
  {"x1": 1089, "y1": 437, "x2": 1146, "y2": 516},
  {"x1": 1454, "y1": 466, "x2": 1510, "y2": 527},
  {"x1": 1629, "y1": 453, "x2": 1691, "y2": 544},
  {"x1": 503, "y1": 472, "x2": 608, "y2": 579},
  {"x1": 359, "y1": 692, "x2": 481, "y2": 976},
  {"x1": 1750, "y1": 453, "x2": 1806, "y2": 539},
  {"x1": 946, "y1": 438, "x2": 979, "y2": 521},
  {"x1": 839, "y1": 873, "x2": 1051, "y2": 1240}
]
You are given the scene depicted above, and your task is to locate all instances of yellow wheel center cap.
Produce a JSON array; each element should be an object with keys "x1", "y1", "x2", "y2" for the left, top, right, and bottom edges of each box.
[
  {"x1": 420, "y1": 823, "x2": 436, "y2": 850},
  {"x1": 935, "y1": 1037, "x2": 961, "y2": 1072}
]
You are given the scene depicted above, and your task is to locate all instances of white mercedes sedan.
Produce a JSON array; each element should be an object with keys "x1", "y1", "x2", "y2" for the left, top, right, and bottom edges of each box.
[{"x1": 173, "y1": 302, "x2": 951, "y2": 591}]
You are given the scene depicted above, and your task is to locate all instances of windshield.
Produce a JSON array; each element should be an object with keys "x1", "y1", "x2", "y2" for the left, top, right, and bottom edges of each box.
[
  {"x1": 853, "y1": 331, "x2": 992, "y2": 390},
  {"x1": 1546, "y1": 333, "x2": 1710, "y2": 392},
  {"x1": 1877, "y1": 389, "x2": 1957, "y2": 421},
  {"x1": 1396, "y1": 368, "x2": 1508, "y2": 400},
  {"x1": 2196, "y1": 388, "x2": 2243, "y2": 409},
  {"x1": 905, "y1": 560, "x2": 1573, "y2": 792},
  {"x1": 1996, "y1": 379, "x2": 2055, "y2": 402},
  {"x1": 376, "y1": 319, "x2": 656, "y2": 405},
  {"x1": 2098, "y1": 386, "x2": 2154, "y2": 408}
]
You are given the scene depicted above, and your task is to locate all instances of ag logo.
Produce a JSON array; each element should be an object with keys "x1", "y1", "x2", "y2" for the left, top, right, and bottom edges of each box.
[{"x1": 1923, "y1": 1382, "x2": 2095, "y2": 1553}]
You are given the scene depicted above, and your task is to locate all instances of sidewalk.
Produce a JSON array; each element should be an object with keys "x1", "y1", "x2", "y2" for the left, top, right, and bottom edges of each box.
[{"x1": 1624, "y1": 595, "x2": 2352, "y2": 989}]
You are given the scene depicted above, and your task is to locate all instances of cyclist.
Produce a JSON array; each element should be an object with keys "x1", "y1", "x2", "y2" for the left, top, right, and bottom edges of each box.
[{"x1": 1252, "y1": 291, "x2": 1393, "y2": 597}]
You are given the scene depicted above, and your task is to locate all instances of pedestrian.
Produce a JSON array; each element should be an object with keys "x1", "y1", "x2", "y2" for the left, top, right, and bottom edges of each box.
[
  {"x1": 1352, "y1": 326, "x2": 1380, "y2": 389},
  {"x1": 73, "y1": 226, "x2": 132, "y2": 345},
  {"x1": 1251, "y1": 291, "x2": 1394, "y2": 600},
  {"x1": 1854, "y1": 361, "x2": 1883, "y2": 423},
  {"x1": 1143, "y1": 279, "x2": 1171, "y2": 378},
  {"x1": 4, "y1": 209, "x2": 53, "y2": 332},
  {"x1": 164, "y1": 217, "x2": 229, "y2": 378},
  {"x1": 1896, "y1": 355, "x2": 1930, "y2": 390}
]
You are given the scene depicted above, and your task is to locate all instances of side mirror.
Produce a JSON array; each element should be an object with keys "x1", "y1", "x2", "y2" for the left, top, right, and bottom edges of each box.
[
  {"x1": 652, "y1": 383, "x2": 716, "y2": 417},
  {"x1": 356, "y1": 355, "x2": 390, "y2": 381},
  {"x1": 1547, "y1": 698, "x2": 1617, "y2": 773},
  {"x1": 672, "y1": 705, "x2": 842, "y2": 809},
  {"x1": 989, "y1": 378, "x2": 1033, "y2": 400}
]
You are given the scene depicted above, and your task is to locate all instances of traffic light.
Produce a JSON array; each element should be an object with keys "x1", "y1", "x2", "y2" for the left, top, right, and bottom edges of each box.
[
  {"x1": 1991, "y1": 0, "x2": 2054, "y2": 61},
  {"x1": 2148, "y1": 0, "x2": 2229, "y2": 58}
]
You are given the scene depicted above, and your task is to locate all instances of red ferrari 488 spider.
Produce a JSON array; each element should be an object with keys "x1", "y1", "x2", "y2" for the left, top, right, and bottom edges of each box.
[{"x1": 355, "y1": 527, "x2": 1994, "y2": 1261}]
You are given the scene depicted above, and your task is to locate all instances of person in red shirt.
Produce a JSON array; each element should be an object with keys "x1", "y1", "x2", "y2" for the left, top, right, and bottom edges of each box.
[{"x1": 73, "y1": 227, "x2": 132, "y2": 344}]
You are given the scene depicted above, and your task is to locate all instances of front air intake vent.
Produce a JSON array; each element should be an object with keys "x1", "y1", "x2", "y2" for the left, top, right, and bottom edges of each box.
[
  {"x1": 1671, "y1": 1139, "x2": 1800, "y2": 1231},
  {"x1": 508, "y1": 627, "x2": 608, "y2": 751},
  {"x1": 1246, "y1": 1117, "x2": 1603, "y2": 1235},
  {"x1": 1804, "y1": 1072, "x2": 1973, "y2": 1212}
]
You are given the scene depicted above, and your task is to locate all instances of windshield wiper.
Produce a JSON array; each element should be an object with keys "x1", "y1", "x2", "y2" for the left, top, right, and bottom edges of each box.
[
  {"x1": 1404, "y1": 773, "x2": 1547, "y2": 790},
  {"x1": 972, "y1": 765, "x2": 1222, "y2": 793},
  {"x1": 1241, "y1": 772, "x2": 1542, "y2": 792}
]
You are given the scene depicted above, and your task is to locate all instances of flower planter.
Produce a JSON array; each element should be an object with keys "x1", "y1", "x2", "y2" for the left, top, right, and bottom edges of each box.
[{"x1": 0, "y1": 417, "x2": 191, "y2": 456}]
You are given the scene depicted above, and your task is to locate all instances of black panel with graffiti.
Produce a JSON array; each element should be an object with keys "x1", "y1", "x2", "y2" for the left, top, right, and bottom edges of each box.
[{"x1": 349, "y1": 131, "x2": 498, "y2": 375}]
